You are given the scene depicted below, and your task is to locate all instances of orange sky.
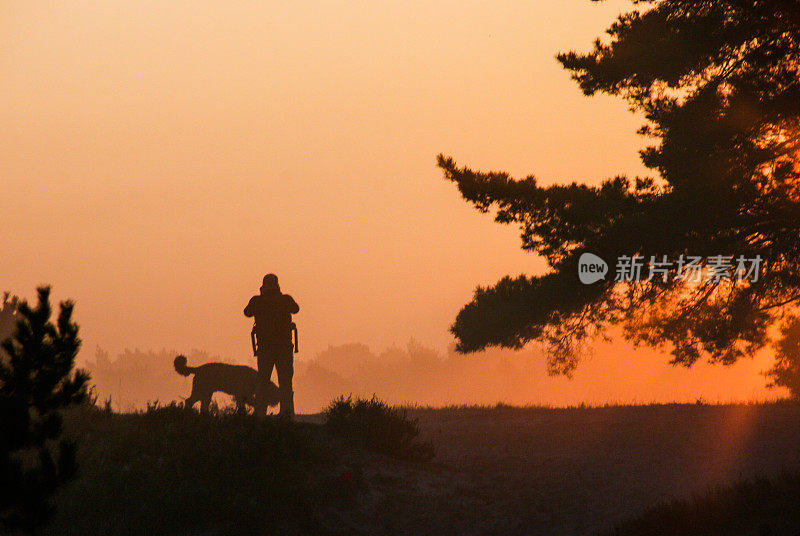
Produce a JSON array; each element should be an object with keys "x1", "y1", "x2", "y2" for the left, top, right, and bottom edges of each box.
[{"x1": 0, "y1": 0, "x2": 780, "y2": 403}]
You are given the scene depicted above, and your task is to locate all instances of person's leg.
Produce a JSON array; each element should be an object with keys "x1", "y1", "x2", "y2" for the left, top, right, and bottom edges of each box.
[
  {"x1": 257, "y1": 352, "x2": 276, "y2": 383},
  {"x1": 274, "y1": 345, "x2": 294, "y2": 417}
]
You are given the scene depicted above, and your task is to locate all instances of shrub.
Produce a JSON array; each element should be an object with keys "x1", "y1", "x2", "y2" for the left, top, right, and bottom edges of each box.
[
  {"x1": 0, "y1": 286, "x2": 90, "y2": 533},
  {"x1": 323, "y1": 395, "x2": 434, "y2": 461},
  {"x1": 41, "y1": 404, "x2": 359, "y2": 536},
  {"x1": 765, "y1": 317, "x2": 800, "y2": 399},
  {"x1": 604, "y1": 472, "x2": 800, "y2": 536}
]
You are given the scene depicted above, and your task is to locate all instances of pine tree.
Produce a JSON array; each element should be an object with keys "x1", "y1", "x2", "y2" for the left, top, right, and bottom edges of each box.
[
  {"x1": 0, "y1": 293, "x2": 19, "y2": 354},
  {"x1": 0, "y1": 286, "x2": 90, "y2": 532},
  {"x1": 439, "y1": 0, "x2": 800, "y2": 374}
]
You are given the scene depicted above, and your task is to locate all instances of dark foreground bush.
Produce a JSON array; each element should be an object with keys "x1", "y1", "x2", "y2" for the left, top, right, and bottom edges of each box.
[
  {"x1": 38, "y1": 403, "x2": 362, "y2": 536},
  {"x1": 0, "y1": 286, "x2": 89, "y2": 533},
  {"x1": 605, "y1": 471, "x2": 800, "y2": 536},
  {"x1": 324, "y1": 395, "x2": 434, "y2": 462}
]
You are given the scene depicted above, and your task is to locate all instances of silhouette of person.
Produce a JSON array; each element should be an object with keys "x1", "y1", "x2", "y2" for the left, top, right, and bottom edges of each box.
[{"x1": 244, "y1": 274, "x2": 299, "y2": 417}]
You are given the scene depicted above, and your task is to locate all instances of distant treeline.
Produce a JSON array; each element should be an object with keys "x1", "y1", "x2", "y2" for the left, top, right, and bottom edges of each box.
[
  {"x1": 81, "y1": 335, "x2": 800, "y2": 413},
  {"x1": 297, "y1": 340, "x2": 541, "y2": 411},
  {"x1": 83, "y1": 340, "x2": 541, "y2": 413}
]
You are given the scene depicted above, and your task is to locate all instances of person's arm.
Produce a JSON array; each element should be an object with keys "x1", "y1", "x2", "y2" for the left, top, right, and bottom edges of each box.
[
  {"x1": 244, "y1": 296, "x2": 258, "y2": 317},
  {"x1": 285, "y1": 295, "x2": 299, "y2": 314}
]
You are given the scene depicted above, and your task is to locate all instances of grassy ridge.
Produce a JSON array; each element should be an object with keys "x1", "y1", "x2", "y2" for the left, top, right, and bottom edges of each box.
[
  {"x1": 27, "y1": 401, "x2": 800, "y2": 536},
  {"x1": 42, "y1": 404, "x2": 362, "y2": 536}
]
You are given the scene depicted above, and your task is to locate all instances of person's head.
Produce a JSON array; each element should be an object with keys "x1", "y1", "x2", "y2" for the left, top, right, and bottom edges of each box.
[{"x1": 260, "y1": 273, "x2": 280, "y2": 293}]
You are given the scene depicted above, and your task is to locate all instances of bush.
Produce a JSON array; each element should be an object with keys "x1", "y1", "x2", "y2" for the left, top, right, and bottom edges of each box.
[
  {"x1": 604, "y1": 472, "x2": 800, "y2": 536},
  {"x1": 323, "y1": 395, "x2": 434, "y2": 461},
  {"x1": 42, "y1": 404, "x2": 361, "y2": 536},
  {"x1": 0, "y1": 286, "x2": 90, "y2": 533}
]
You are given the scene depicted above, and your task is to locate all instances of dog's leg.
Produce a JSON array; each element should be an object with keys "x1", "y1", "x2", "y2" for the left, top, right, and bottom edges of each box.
[
  {"x1": 185, "y1": 381, "x2": 201, "y2": 413},
  {"x1": 200, "y1": 396, "x2": 211, "y2": 415},
  {"x1": 184, "y1": 396, "x2": 197, "y2": 412},
  {"x1": 184, "y1": 378, "x2": 203, "y2": 413},
  {"x1": 253, "y1": 398, "x2": 267, "y2": 417},
  {"x1": 234, "y1": 396, "x2": 247, "y2": 415}
]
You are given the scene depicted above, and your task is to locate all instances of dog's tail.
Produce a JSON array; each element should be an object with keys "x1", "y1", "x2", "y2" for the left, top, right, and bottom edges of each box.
[{"x1": 173, "y1": 355, "x2": 196, "y2": 376}]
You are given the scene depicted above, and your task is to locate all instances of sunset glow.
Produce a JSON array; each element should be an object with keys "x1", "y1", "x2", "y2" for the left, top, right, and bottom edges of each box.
[{"x1": 1, "y1": 0, "x2": 778, "y2": 407}]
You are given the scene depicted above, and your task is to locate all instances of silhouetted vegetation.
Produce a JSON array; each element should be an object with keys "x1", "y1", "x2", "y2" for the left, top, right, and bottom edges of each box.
[
  {"x1": 298, "y1": 339, "x2": 515, "y2": 411},
  {"x1": 40, "y1": 403, "x2": 362, "y2": 536},
  {"x1": 16, "y1": 399, "x2": 800, "y2": 535},
  {"x1": 324, "y1": 395, "x2": 434, "y2": 461},
  {"x1": 0, "y1": 292, "x2": 19, "y2": 358},
  {"x1": 604, "y1": 472, "x2": 800, "y2": 536},
  {"x1": 0, "y1": 287, "x2": 89, "y2": 533},
  {"x1": 439, "y1": 0, "x2": 800, "y2": 374},
  {"x1": 765, "y1": 317, "x2": 800, "y2": 400}
]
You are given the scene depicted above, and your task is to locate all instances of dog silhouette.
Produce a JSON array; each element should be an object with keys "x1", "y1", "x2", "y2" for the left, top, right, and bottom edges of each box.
[{"x1": 174, "y1": 355, "x2": 280, "y2": 415}]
